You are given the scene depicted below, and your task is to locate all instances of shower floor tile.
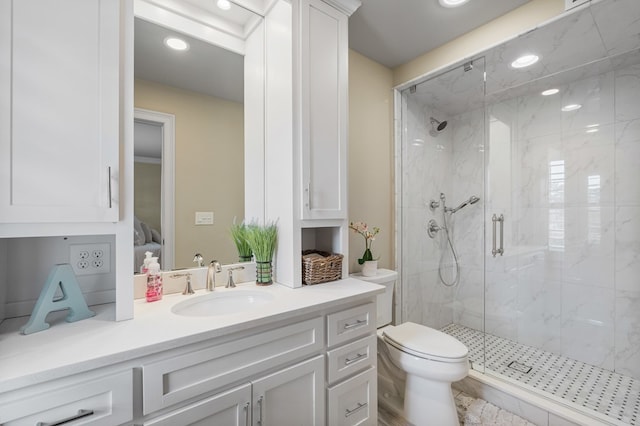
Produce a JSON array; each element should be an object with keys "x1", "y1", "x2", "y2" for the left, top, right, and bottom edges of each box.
[{"x1": 442, "y1": 323, "x2": 640, "y2": 426}]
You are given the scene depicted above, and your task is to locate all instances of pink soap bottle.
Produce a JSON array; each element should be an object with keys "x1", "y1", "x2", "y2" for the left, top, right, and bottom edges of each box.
[{"x1": 146, "y1": 258, "x2": 163, "y2": 302}]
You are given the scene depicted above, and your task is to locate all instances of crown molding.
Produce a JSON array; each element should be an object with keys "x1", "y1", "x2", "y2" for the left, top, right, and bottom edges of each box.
[{"x1": 321, "y1": 0, "x2": 361, "y2": 16}]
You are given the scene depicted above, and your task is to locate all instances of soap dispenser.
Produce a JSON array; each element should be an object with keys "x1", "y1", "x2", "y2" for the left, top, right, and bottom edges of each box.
[
  {"x1": 140, "y1": 251, "x2": 154, "y2": 274},
  {"x1": 146, "y1": 257, "x2": 163, "y2": 302}
]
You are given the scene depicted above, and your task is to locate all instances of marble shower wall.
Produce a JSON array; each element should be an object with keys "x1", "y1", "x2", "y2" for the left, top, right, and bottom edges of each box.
[{"x1": 400, "y1": 92, "x2": 456, "y2": 330}]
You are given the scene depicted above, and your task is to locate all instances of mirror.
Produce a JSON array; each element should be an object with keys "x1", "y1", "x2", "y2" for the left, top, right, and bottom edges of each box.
[{"x1": 133, "y1": 0, "x2": 263, "y2": 271}]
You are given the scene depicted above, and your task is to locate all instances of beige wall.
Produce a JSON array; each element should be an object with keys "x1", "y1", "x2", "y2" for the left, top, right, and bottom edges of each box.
[
  {"x1": 135, "y1": 79, "x2": 244, "y2": 268},
  {"x1": 348, "y1": 50, "x2": 394, "y2": 272},
  {"x1": 347, "y1": 0, "x2": 566, "y2": 275},
  {"x1": 393, "y1": 0, "x2": 565, "y2": 85}
]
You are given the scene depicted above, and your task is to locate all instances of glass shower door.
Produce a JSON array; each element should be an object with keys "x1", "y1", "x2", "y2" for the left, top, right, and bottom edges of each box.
[{"x1": 399, "y1": 57, "x2": 486, "y2": 372}]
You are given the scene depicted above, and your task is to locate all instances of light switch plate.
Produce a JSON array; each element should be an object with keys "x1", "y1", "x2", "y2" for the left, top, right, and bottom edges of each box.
[{"x1": 195, "y1": 211, "x2": 214, "y2": 225}]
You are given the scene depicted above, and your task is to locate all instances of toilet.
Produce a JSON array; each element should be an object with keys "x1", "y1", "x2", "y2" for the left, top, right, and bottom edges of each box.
[{"x1": 352, "y1": 269, "x2": 469, "y2": 426}]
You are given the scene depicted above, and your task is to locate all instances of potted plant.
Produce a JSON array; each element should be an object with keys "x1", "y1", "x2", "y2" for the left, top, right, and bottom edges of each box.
[
  {"x1": 230, "y1": 221, "x2": 253, "y2": 262},
  {"x1": 349, "y1": 221, "x2": 380, "y2": 277},
  {"x1": 244, "y1": 220, "x2": 278, "y2": 285}
]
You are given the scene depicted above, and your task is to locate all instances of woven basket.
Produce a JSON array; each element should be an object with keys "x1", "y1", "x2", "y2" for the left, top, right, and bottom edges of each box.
[{"x1": 302, "y1": 250, "x2": 343, "y2": 285}]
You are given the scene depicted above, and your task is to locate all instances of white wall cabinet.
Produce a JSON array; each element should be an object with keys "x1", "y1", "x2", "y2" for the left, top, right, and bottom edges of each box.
[
  {"x1": 266, "y1": 0, "x2": 358, "y2": 287},
  {"x1": 0, "y1": 0, "x2": 120, "y2": 223},
  {"x1": 299, "y1": 0, "x2": 348, "y2": 221}
]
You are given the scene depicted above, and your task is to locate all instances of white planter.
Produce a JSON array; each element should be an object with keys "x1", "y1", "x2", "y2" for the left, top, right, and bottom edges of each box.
[{"x1": 361, "y1": 260, "x2": 378, "y2": 277}]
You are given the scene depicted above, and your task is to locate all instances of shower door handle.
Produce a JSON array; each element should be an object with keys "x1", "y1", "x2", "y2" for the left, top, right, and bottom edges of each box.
[{"x1": 492, "y1": 214, "x2": 504, "y2": 257}]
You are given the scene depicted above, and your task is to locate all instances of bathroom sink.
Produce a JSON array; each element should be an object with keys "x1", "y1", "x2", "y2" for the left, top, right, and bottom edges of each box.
[{"x1": 171, "y1": 290, "x2": 275, "y2": 317}]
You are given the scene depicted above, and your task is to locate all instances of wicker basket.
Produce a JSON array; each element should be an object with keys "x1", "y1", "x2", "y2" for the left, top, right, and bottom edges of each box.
[{"x1": 302, "y1": 250, "x2": 343, "y2": 285}]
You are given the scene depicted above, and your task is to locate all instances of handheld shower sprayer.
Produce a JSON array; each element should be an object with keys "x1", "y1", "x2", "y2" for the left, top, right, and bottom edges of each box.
[
  {"x1": 446, "y1": 195, "x2": 480, "y2": 213},
  {"x1": 427, "y1": 192, "x2": 481, "y2": 287}
]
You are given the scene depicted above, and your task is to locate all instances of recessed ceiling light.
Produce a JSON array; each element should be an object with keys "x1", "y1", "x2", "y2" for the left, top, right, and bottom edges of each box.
[
  {"x1": 561, "y1": 104, "x2": 582, "y2": 112},
  {"x1": 586, "y1": 123, "x2": 599, "y2": 128},
  {"x1": 586, "y1": 128, "x2": 599, "y2": 133},
  {"x1": 217, "y1": 0, "x2": 231, "y2": 10},
  {"x1": 511, "y1": 54, "x2": 540, "y2": 69},
  {"x1": 164, "y1": 37, "x2": 189, "y2": 51},
  {"x1": 439, "y1": 0, "x2": 471, "y2": 8},
  {"x1": 541, "y1": 88, "x2": 559, "y2": 96}
]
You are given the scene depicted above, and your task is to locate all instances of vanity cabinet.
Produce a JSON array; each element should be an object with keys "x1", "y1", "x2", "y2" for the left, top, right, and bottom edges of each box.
[
  {"x1": 299, "y1": 0, "x2": 348, "y2": 221},
  {"x1": 0, "y1": 0, "x2": 120, "y2": 223}
]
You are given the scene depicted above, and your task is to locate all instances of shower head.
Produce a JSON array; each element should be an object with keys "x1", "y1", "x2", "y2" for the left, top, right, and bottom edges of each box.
[
  {"x1": 430, "y1": 117, "x2": 448, "y2": 132},
  {"x1": 449, "y1": 195, "x2": 481, "y2": 213}
]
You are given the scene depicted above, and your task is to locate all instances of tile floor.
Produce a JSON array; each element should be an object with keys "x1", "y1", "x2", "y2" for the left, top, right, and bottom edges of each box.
[
  {"x1": 442, "y1": 323, "x2": 640, "y2": 426},
  {"x1": 378, "y1": 390, "x2": 535, "y2": 426}
]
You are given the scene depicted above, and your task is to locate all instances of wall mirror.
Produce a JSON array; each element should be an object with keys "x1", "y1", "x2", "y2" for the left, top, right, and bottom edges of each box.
[{"x1": 133, "y1": 0, "x2": 264, "y2": 272}]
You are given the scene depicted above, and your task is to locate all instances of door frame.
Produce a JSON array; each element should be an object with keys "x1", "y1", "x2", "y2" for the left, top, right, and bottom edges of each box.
[{"x1": 134, "y1": 108, "x2": 175, "y2": 271}]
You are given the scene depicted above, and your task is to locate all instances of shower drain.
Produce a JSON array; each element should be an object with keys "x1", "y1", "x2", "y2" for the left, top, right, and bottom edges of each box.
[{"x1": 508, "y1": 361, "x2": 532, "y2": 374}]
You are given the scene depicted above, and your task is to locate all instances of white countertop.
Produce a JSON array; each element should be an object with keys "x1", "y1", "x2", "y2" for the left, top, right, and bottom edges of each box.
[{"x1": 0, "y1": 278, "x2": 383, "y2": 393}]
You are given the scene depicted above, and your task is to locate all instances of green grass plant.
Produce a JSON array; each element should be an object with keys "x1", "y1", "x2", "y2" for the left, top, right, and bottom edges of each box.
[{"x1": 245, "y1": 220, "x2": 278, "y2": 262}]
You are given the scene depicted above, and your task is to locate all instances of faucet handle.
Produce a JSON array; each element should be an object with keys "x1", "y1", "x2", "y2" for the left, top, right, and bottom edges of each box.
[
  {"x1": 193, "y1": 253, "x2": 204, "y2": 267},
  {"x1": 226, "y1": 266, "x2": 245, "y2": 288},
  {"x1": 211, "y1": 259, "x2": 222, "y2": 272}
]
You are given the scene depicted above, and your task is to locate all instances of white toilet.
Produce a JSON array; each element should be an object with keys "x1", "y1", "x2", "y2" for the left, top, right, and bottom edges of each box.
[{"x1": 352, "y1": 269, "x2": 469, "y2": 426}]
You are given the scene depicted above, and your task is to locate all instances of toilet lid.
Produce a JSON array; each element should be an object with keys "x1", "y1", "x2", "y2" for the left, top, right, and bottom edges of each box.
[{"x1": 383, "y1": 322, "x2": 468, "y2": 362}]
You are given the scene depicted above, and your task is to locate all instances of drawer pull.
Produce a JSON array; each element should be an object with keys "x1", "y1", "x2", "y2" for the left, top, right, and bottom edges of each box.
[
  {"x1": 37, "y1": 409, "x2": 94, "y2": 426},
  {"x1": 257, "y1": 395, "x2": 264, "y2": 426},
  {"x1": 243, "y1": 402, "x2": 250, "y2": 426},
  {"x1": 343, "y1": 319, "x2": 367, "y2": 330},
  {"x1": 107, "y1": 166, "x2": 112, "y2": 208},
  {"x1": 345, "y1": 352, "x2": 367, "y2": 365},
  {"x1": 345, "y1": 402, "x2": 368, "y2": 418}
]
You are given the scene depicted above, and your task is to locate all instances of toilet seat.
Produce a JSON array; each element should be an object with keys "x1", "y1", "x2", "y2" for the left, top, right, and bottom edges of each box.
[{"x1": 383, "y1": 322, "x2": 468, "y2": 363}]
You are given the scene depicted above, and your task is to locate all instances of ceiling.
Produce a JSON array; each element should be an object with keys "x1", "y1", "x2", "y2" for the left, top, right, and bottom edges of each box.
[
  {"x1": 349, "y1": 0, "x2": 532, "y2": 68},
  {"x1": 134, "y1": 17, "x2": 245, "y2": 103},
  {"x1": 134, "y1": 0, "x2": 535, "y2": 104}
]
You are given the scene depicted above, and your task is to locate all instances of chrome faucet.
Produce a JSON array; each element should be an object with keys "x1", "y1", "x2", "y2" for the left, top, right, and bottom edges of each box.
[
  {"x1": 193, "y1": 253, "x2": 204, "y2": 268},
  {"x1": 206, "y1": 260, "x2": 222, "y2": 291},
  {"x1": 170, "y1": 272, "x2": 194, "y2": 295},
  {"x1": 226, "y1": 266, "x2": 245, "y2": 288}
]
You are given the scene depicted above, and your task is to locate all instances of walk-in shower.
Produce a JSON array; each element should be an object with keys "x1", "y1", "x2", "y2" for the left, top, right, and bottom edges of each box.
[{"x1": 398, "y1": 1, "x2": 640, "y2": 424}]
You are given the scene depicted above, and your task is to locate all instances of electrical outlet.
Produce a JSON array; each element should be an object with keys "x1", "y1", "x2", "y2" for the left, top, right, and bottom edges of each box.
[{"x1": 70, "y1": 243, "x2": 111, "y2": 276}]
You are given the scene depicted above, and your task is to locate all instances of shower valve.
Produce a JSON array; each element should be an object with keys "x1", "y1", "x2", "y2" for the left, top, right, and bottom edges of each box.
[{"x1": 427, "y1": 219, "x2": 442, "y2": 238}]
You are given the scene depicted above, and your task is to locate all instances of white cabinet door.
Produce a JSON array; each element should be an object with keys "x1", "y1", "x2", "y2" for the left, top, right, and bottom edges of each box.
[
  {"x1": 252, "y1": 355, "x2": 325, "y2": 426},
  {"x1": 143, "y1": 383, "x2": 252, "y2": 426},
  {"x1": 299, "y1": 0, "x2": 348, "y2": 220},
  {"x1": 0, "y1": 0, "x2": 119, "y2": 223}
]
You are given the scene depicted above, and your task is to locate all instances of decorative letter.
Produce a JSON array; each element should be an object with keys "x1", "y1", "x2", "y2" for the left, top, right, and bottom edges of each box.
[{"x1": 21, "y1": 264, "x2": 95, "y2": 335}]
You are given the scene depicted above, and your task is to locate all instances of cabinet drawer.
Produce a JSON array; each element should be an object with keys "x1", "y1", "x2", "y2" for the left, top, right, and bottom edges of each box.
[
  {"x1": 327, "y1": 303, "x2": 376, "y2": 347},
  {"x1": 142, "y1": 316, "x2": 323, "y2": 414},
  {"x1": 327, "y1": 367, "x2": 377, "y2": 426},
  {"x1": 0, "y1": 369, "x2": 133, "y2": 426},
  {"x1": 327, "y1": 334, "x2": 376, "y2": 384}
]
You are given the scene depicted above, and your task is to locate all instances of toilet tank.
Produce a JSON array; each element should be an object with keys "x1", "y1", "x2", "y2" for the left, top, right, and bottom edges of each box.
[{"x1": 350, "y1": 268, "x2": 398, "y2": 328}]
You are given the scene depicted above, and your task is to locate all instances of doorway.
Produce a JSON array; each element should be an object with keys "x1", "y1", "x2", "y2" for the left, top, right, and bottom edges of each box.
[{"x1": 133, "y1": 108, "x2": 175, "y2": 271}]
